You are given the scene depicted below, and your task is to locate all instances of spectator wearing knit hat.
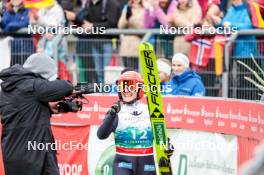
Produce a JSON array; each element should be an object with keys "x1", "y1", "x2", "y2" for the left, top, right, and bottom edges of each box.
[
  {"x1": 157, "y1": 58, "x2": 172, "y2": 94},
  {"x1": 168, "y1": 53, "x2": 206, "y2": 96}
]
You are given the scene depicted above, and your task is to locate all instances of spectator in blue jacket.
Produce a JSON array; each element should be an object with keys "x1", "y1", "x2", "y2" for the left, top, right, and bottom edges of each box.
[
  {"x1": 168, "y1": 53, "x2": 205, "y2": 96},
  {"x1": 157, "y1": 58, "x2": 172, "y2": 95},
  {"x1": 1, "y1": 0, "x2": 33, "y2": 66},
  {"x1": 213, "y1": 0, "x2": 258, "y2": 58},
  {"x1": 1, "y1": 0, "x2": 29, "y2": 32}
]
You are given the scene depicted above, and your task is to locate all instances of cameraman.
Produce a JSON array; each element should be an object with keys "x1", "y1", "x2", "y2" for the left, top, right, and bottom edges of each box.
[{"x1": 0, "y1": 53, "x2": 73, "y2": 175}]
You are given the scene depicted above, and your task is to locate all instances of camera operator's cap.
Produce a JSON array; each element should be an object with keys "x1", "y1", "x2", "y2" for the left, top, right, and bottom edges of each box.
[
  {"x1": 172, "y1": 53, "x2": 190, "y2": 69},
  {"x1": 23, "y1": 53, "x2": 58, "y2": 81}
]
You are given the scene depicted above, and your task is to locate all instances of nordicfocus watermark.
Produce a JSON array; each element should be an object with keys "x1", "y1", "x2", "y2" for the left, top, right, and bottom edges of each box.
[
  {"x1": 92, "y1": 83, "x2": 173, "y2": 94},
  {"x1": 27, "y1": 25, "x2": 106, "y2": 35},
  {"x1": 160, "y1": 25, "x2": 237, "y2": 35},
  {"x1": 159, "y1": 140, "x2": 237, "y2": 151},
  {"x1": 28, "y1": 140, "x2": 89, "y2": 151}
]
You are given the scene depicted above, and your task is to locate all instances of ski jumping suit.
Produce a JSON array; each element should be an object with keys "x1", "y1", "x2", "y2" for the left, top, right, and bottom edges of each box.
[{"x1": 97, "y1": 101, "x2": 156, "y2": 175}]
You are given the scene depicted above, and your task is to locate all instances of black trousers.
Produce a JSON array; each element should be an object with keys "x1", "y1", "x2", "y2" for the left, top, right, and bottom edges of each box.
[
  {"x1": 3, "y1": 150, "x2": 59, "y2": 175},
  {"x1": 113, "y1": 154, "x2": 156, "y2": 175}
]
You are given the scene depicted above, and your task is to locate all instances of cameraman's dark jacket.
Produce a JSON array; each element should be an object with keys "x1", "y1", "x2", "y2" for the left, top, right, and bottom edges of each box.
[{"x1": 0, "y1": 65, "x2": 73, "y2": 175}]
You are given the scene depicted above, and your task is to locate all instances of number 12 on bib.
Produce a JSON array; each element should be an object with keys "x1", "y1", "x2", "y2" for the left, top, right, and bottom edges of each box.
[{"x1": 139, "y1": 42, "x2": 173, "y2": 175}]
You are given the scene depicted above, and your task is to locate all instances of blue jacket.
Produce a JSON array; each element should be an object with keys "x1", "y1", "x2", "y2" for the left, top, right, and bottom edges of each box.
[
  {"x1": 221, "y1": 3, "x2": 258, "y2": 58},
  {"x1": 168, "y1": 70, "x2": 205, "y2": 96},
  {"x1": 160, "y1": 82, "x2": 173, "y2": 95},
  {"x1": 1, "y1": 8, "x2": 29, "y2": 32}
]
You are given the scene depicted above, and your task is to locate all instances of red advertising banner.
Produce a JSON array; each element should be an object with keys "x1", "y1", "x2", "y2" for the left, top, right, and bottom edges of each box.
[
  {"x1": 0, "y1": 125, "x2": 90, "y2": 175},
  {"x1": 0, "y1": 96, "x2": 263, "y2": 175},
  {"x1": 51, "y1": 125, "x2": 90, "y2": 175},
  {"x1": 51, "y1": 95, "x2": 264, "y2": 140}
]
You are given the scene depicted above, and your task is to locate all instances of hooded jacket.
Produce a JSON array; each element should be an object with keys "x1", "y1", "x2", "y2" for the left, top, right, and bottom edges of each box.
[
  {"x1": 168, "y1": 69, "x2": 206, "y2": 96},
  {"x1": 0, "y1": 65, "x2": 73, "y2": 175}
]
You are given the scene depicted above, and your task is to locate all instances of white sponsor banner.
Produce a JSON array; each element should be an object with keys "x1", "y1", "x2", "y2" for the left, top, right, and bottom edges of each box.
[
  {"x1": 0, "y1": 37, "x2": 12, "y2": 71},
  {"x1": 88, "y1": 125, "x2": 115, "y2": 175},
  {"x1": 88, "y1": 127, "x2": 237, "y2": 175},
  {"x1": 168, "y1": 129, "x2": 237, "y2": 175}
]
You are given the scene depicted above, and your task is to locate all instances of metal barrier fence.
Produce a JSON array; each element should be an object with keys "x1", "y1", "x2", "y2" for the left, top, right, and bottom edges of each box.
[
  {"x1": 227, "y1": 40, "x2": 264, "y2": 100},
  {"x1": 1, "y1": 29, "x2": 264, "y2": 100},
  {"x1": 224, "y1": 30, "x2": 264, "y2": 100},
  {"x1": 10, "y1": 37, "x2": 34, "y2": 65}
]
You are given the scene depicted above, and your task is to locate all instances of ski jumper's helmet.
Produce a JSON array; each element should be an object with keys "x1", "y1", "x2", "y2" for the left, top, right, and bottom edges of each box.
[{"x1": 117, "y1": 71, "x2": 144, "y2": 102}]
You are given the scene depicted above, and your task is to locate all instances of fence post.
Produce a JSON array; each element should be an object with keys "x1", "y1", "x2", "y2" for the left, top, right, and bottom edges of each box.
[{"x1": 223, "y1": 32, "x2": 238, "y2": 98}]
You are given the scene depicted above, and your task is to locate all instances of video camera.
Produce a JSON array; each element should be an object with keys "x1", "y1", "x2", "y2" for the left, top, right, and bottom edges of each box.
[{"x1": 57, "y1": 83, "x2": 97, "y2": 113}]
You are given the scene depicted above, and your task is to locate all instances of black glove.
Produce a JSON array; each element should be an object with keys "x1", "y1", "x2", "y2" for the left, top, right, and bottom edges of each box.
[
  {"x1": 126, "y1": 6, "x2": 132, "y2": 20},
  {"x1": 108, "y1": 101, "x2": 121, "y2": 116}
]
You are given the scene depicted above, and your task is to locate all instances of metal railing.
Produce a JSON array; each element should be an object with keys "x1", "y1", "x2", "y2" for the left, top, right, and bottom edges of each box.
[
  {"x1": 1, "y1": 28, "x2": 264, "y2": 100},
  {"x1": 223, "y1": 29, "x2": 264, "y2": 100}
]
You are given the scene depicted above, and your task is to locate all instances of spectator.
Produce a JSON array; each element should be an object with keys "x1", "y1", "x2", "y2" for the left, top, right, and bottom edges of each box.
[
  {"x1": 37, "y1": 33, "x2": 67, "y2": 59},
  {"x1": 58, "y1": 0, "x2": 76, "y2": 26},
  {"x1": 37, "y1": 32, "x2": 71, "y2": 81},
  {"x1": 144, "y1": 0, "x2": 177, "y2": 28},
  {"x1": 29, "y1": 0, "x2": 65, "y2": 28},
  {"x1": 213, "y1": 0, "x2": 259, "y2": 99},
  {"x1": 0, "y1": 0, "x2": 29, "y2": 32},
  {"x1": 213, "y1": 0, "x2": 258, "y2": 59},
  {"x1": 67, "y1": 0, "x2": 120, "y2": 83},
  {"x1": 185, "y1": 1, "x2": 222, "y2": 71},
  {"x1": 261, "y1": 93, "x2": 264, "y2": 102},
  {"x1": 168, "y1": 53, "x2": 206, "y2": 96},
  {"x1": 170, "y1": 0, "x2": 202, "y2": 56},
  {"x1": 204, "y1": 1, "x2": 222, "y2": 27},
  {"x1": 30, "y1": 1, "x2": 69, "y2": 81},
  {"x1": 118, "y1": 0, "x2": 145, "y2": 70},
  {"x1": 1, "y1": 0, "x2": 33, "y2": 66},
  {"x1": 197, "y1": 0, "x2": 223, "y2": 17},
  {"x1": 144, "y1": 0, "x2": 178, "y2": 58},
  {"x1": 157, "y1": 58, "x2": 172, "y2": 94},
  {"x1": 29, "y1": 0, "x2": 65, "y2": 53}
]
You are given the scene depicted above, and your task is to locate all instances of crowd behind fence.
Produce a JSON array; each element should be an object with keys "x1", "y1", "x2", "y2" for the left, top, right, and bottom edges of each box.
[{"x1": 0, "y1": 28, "x2": 264, "y2": 101}]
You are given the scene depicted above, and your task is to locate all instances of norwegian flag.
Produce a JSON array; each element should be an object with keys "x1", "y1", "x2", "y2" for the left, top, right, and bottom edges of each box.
[{"x1": 189, "y1": 39, "x2": 212, "y2": 67}]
